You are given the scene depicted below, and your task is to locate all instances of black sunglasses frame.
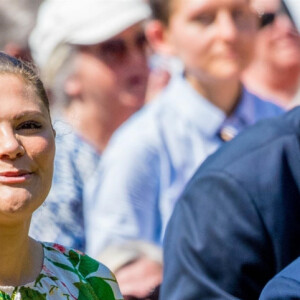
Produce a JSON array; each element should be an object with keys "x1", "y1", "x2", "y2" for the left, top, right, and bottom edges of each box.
[{"x1": 259, "y1": 12, "x2": 276, "y2": 28}]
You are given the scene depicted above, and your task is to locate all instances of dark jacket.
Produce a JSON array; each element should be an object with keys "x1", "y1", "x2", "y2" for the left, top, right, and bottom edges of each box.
[{"x1": 161, "y1": 107, "x2": 300, "y2": 299}]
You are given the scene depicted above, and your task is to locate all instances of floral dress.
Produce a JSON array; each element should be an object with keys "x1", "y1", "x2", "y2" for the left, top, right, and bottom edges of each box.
[{"x1": 0, "y1": 243, "x2": 123, "y2": 300}]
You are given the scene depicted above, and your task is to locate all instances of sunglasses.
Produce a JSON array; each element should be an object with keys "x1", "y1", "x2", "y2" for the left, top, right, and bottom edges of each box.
[
  {"x1": 96, "y1": 32, "x2": 148, "y2": 63},
  {"x1": 259, "y1": 12, "x2": 276, "y2": 28}
]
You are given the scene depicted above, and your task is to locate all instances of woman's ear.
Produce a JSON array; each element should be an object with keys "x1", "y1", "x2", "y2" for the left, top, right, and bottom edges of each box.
[{"x1": 145, "y1": 20, "x2": 177, "y2": 56}]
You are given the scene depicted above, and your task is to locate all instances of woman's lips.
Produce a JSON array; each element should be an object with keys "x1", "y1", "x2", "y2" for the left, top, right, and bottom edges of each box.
[{"x1": 0, "y1": 171, "x2": 33, "y2": 183}]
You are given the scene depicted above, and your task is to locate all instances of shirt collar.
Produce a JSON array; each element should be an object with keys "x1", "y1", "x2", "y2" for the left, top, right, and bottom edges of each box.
[
  {"x1": 164, "y1": 74, "x2": 226, "y2": 138},
  {"x1": 162, "y1": 74, "x2": 259, "y2": 139},
  {"x1": 221, "y1": 87, "x2": 255, "y2": 132}
]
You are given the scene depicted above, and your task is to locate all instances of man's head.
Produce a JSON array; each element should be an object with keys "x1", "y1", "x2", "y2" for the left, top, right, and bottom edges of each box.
[
  {"x1": 30, "y1": 0, "x2": 151, "y2": 151},
  {"x1": 146, "y1": 0, "x2": 258, "y2": 82},
  {"x1": 30, "y1": 0, "x2": 150, "y2": 115}
]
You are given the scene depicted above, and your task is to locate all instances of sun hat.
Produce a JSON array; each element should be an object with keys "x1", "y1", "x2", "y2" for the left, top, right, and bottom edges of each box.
[{"x1": 30, "y1": 0, "x2": 151, "y2": 71}]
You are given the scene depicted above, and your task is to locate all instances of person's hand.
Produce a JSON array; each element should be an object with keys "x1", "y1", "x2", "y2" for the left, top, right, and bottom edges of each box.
[{"x1": 115, "y1": 257, "x2": 162, "y2": 299}]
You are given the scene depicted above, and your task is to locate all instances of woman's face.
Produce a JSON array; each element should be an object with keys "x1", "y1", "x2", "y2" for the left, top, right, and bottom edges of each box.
[
  {"x1": 165, "y1": 0, "x2": 258, "y2": 82},
  {"x1": 0, "y1": 74, "x2": 55, "y2": 223},
  {"x1": 252, "y1": 0, "x2": 300, "y2": 71}
]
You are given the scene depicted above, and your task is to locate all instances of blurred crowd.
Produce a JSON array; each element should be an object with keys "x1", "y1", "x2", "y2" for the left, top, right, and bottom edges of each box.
[{"x1": 3, "y1": 0, "x2": 300, "y2": 299}]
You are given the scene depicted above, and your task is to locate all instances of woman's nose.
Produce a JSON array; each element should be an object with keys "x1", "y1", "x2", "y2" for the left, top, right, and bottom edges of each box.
[{"x1": 0, "y1": 125, "x2": 25, "y2": 159}]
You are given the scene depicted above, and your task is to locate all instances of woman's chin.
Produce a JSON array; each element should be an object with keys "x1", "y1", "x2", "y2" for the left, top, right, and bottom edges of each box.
[{"x1": 0, "y1": 188, "x2": 39, "y2": 216}]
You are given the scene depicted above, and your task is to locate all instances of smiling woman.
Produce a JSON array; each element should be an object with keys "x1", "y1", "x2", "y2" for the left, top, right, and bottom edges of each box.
[
  {"x1": 0, "y1": 56, "x2": 54, "y2": 221},
  {"x1": 0, "y1": 52, "x2": 123, "y2": 300}
]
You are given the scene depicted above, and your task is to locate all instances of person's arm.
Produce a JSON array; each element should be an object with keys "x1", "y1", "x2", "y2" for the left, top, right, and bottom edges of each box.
[
  {"x1": 161, "y1": 171, "x2": 274, "y2": 300},
  {"x1": 84, "y1": 134, "x2": 161, "y2": 258},
  {"x1": 259, "y1": 276, "x2": 300, "y2": 300},
  {"x1": 83, "y1": 135, "x2": 163, "y2": 298},
  {"x1": 259, "y1": 258, "x2": 300, "y2": 300}
]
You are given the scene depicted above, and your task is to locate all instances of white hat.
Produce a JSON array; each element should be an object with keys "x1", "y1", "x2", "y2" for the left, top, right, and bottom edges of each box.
[{"x1": 30, "y1": 0, "x2": 151, "y2": 69}]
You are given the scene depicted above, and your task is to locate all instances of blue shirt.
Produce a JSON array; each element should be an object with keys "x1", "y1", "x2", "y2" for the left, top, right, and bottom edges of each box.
[
  {"x1": 30, "y1": 121, "x2": 101, "y2": 251},
  {"x1": 84, "y1": 74, "x2": 284, "y2": 257}
]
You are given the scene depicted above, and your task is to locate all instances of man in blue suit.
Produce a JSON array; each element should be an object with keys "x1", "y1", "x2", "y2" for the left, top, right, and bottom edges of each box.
[
  {"x1": 160, "y1": 1, "x2": 300, "y2": 299},
  {"x1": 161, "y1": 107, "x2": 300, "y2": 299}
]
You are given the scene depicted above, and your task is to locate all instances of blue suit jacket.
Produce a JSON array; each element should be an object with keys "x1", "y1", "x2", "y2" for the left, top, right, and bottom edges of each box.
[
  {"x1": 259, "y1": 257, "x2": 300, "y2": 300},
  {"x1": 161, "y1": 107, "x2": 300, "y2": 299}
]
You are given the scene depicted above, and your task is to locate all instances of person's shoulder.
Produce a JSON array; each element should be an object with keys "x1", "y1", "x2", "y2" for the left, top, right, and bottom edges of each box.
[
  {"x1": 52, "y1": 128, "x2": 100, "y2": 185},
  {"x1": 275, "y1": 257, "x2": 300, "y2": 283},
  {"x1": 187, "y1": 107, "x2": 300, "y2": 190},
  {"x1": 211, "y1": 108, "x2": 299, "y2": 163},
  {"x1": 259, "y1": 257, "x2": 300, "y2": 300},
  {"x1": 245, "y1": 88, "x2": 285, "y2": 116},
  {"x1": 103, "y1": 98, "x2": 172, "y2": 161},
  {"x1": 106, "y1": 75, "x2": 200, "y2": 153},
  {"x1": 42, "y1": 242, "x2": 112, "y2": 274},
  {"x1": 54, "y1": 124, "x2": 97, "y2": 154},
  {"x1": 110, "y1": 76, "x2": 184, "y2": 140}
]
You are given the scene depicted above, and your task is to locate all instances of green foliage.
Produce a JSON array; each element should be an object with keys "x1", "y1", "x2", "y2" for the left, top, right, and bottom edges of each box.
[
  {"x1": 0, "y1": 244, "x2": 120, "y2": 300},
  {"x1": 0, "y1": 292, "x2": 11, "y2": 300},
  {"x1": 87, "y1": 277, "x2": 116, "y2": 300},
  {"x1": 74, "y1": 282, "x2": 97, "y2": 300},
  {"x1": 77, "y1": 255, "x2": 99, "y2": 278},
  {"x1": 46, "y1": 259, "x2": 76, "y2": 274},
  {"x1": 19, "y1": 287, "x2": 46, "y2": 300},
  {"x1": 68, "y1": 250, "x2": 80, "y2": 268}
]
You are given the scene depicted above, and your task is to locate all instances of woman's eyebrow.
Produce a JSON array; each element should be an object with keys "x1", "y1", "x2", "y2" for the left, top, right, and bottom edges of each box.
[{"x1": 13, "y1": 111, "x2": 45, "y2": 120}]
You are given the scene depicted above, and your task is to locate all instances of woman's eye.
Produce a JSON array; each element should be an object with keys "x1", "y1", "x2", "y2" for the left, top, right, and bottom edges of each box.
[{"x1": 16, "y1": 121, "x2": 42, "y2": 131}]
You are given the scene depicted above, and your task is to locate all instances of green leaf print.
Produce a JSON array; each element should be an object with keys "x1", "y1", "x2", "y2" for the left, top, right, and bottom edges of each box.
[
  {"x1": 47, "y1": 260, "x2": 76, "y2": 274},
  {"x1": 18, "y1": 287, "x2": 46, "y2": 300},
  {"x1": 34, "y1": 274, "x2": 47, "y2": 288},
  {"x1": 74, "y1": 282, "x2": 97, "y2": 300},
  {"x1": 78, "y1": 255, "x2": 99, "y2": 278},
  {"x1": 0, "y1": 291, "x2": 11, "y2": 300},
  {"x1": 86, "y1": 277, "x2": 116, "y2": 300},
  {"x1": 34, "y1": 274, "x2": 59, "y2": 288},
  {"x1": 68, "y1": 250, "x2": 80, "y2": 268}
]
